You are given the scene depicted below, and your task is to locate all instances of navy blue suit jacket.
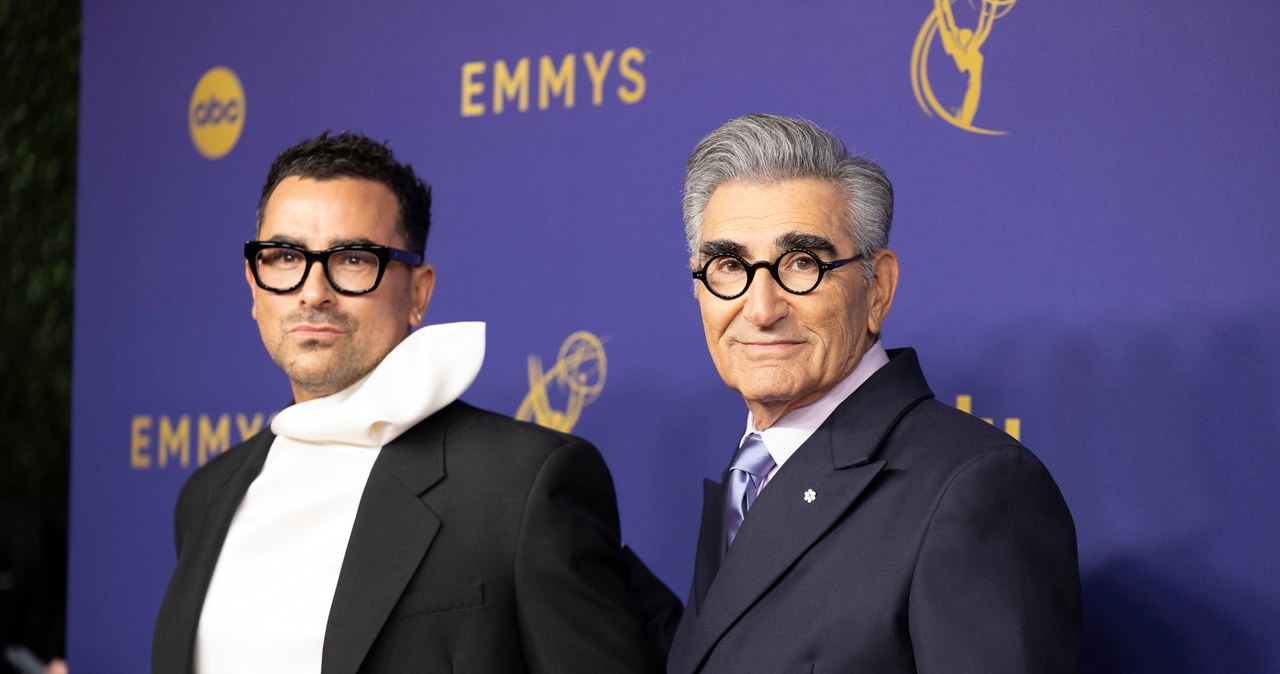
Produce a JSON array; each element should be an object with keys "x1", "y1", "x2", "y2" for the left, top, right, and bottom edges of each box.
[{"x1": 668, "y1": 349, "x2": 1081, "y2": 673}]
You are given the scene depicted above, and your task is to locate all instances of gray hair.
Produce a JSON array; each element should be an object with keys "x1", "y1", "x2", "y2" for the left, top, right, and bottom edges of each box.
[{"x1": 682, "y1": 114, "x2": 893, "y2": 285}]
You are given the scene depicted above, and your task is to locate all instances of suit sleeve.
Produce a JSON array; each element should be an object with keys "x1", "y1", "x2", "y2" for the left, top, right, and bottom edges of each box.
[
  {"x1": 908, "y1": 445, "x2": 1082, "y2": 673},
  {"x1": 513, "y1": 438, "x2": 663, "y2": 674}
]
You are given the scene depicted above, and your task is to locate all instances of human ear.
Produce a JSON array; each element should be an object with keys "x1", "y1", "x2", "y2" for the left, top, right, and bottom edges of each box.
[
  {"x1": 865, "y1": 249, "x2": 899, "y2": 335},
  {"x1": 409, "y1": 264, "x2": 436, "y2": 326}
]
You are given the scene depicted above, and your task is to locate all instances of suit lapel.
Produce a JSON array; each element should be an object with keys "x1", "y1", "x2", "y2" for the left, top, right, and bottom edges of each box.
[
  {"x1": 691, "y1": 477, "x2": 726, "y2": 613},
  {"x1": 681, "y1": 429, "x2": 885, "y2": 671},
  {"x1": 158, "y1": 431, "x2": 273, "y2": 673},
  {"x1": 321, "y1": 411, "x2": 448, "y2": 674},
  {"x1": 677, "y1": 348, "x2": 934, "y2": 673}
]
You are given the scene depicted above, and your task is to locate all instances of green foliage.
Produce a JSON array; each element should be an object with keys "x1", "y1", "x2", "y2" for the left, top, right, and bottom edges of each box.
[{"x1": 0, "y1": 0, "x2": 79, "y2": 508}]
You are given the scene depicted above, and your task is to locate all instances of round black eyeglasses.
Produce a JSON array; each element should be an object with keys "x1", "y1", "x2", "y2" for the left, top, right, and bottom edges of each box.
[
  {"x1": 244, "y1": 241, "x2": 422, "y2": 295},
  {"x1": 692, "y1": 248, "x2": 863, "y2": 300}
]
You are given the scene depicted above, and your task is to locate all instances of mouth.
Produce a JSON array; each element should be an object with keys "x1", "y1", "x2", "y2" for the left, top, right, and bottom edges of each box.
[
  {"x1": 289, "y1": 324, "x2": 346, "y2": 339},
  {"x1": 737, "y1": 339, "x2": 805, "y2": 354}
]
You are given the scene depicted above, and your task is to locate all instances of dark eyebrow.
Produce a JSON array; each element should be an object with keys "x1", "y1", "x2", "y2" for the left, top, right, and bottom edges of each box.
[
  {"x1": 777, "y1": 232, "x2": 838, "y2": 257},
  {"x1": 262, "y1": 235, "x2": 380, "y2": 250},
  {"x1": 698, "y1": 239, "x2": 747, "y2": 259},
  {"x1": 327, "y1": 237, "x2": 380, "y2": 248},
  {"x1": 264, "y1": 235, "x2": 307, "y2": 247}
]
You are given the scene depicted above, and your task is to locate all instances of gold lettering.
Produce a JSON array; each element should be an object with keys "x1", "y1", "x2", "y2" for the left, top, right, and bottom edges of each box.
[
  {"x1": 129, "y1": 411, "x2": 272, "y2": 470},
  {"x1": 954, "y1": 394, "x2": 1021, "y2": 441},
  {"x1": 493, "y1": 58, "x2": 530, "y2": 114},
  {"x1": 463, "y1": 48, "x2": 646, "y2": 116},
  {"x1": 1003, "y1": 418, "x2": 1021, "y2": 441},
  {"x1": 130, "y1": 415, "x2": 152, "y2": 469},
  {"x1": 236, "y1": 412, "x2": 266, "y2": 440},
  {"x1": 538, "y1": 54, "x2": 576, "y2": 110},
  {"x1": 157, "y1": 415, "x2": 191, "y2": 469},
  {"x1": 460, "y1": 61, "x2": 487, "y2": 117},
  {"x1": 197, "y1": 414, "x2": 231, "y2": 466},
  {"x1": 616, "y1": 47, "x2": 646, "y2": 104},
  {"x1": 582, "y1": 51, "x2": 615, "y2": 106}
]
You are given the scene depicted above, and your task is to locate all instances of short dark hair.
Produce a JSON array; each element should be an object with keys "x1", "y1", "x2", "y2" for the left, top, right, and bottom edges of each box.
[{"x1": 256, "y1": 131, "x2": 432, "y2": 256}]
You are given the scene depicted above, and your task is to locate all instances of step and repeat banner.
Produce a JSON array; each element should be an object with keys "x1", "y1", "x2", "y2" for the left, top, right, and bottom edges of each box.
[{"x1": 71, "y1": 1, "x2": 1279, "y2": 670}]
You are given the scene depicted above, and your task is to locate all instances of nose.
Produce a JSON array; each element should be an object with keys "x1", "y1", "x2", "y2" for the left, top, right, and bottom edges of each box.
[
  {"x1": 296, "y1": 258, "x2": 338, "y2": 306},
  {"x1": 740, "y1": 268, "x2": 789, "y2": 328}
]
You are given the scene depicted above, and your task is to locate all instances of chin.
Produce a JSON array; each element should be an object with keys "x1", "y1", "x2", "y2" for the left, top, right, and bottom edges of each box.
[
  {"x1": 284, "y1": 359, "x2": 341, "y2": 383},
  {"x1": 739, "y1": 381, "x2": 806, "y2": 404}
]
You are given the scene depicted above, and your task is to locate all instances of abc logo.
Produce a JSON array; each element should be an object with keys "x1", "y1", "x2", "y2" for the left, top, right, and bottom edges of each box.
[
  {"x1": 192, "y1": 96, "x2": 240, "y2": 126},
  {"x1": 188, "y1": 67, "x2": 245, "y2": 159}
]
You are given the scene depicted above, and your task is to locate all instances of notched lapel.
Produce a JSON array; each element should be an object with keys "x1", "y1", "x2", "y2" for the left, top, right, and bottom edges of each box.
[
  {"x1": 321, "y1": 418, "x2": 447, "y2": 674},
  {"x1": 684, "y1": 432, "x2": 885, "y2": 671},
  {"x1": 675, "y1": 350, "x2": 934, "y2": 672},
  {"x1": 827, "y1": 348, "x2": 934, "y2": 469}
]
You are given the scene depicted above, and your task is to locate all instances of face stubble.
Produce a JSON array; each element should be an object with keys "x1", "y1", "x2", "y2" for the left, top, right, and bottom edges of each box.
[{"x1": 264, "y1": 304, "x2": 373, "y2": 399}]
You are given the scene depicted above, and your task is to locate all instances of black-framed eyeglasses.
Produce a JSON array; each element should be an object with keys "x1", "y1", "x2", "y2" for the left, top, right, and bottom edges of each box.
[
  {"x1": 692, "y1": 248, "x2": 863, "y2": 300},
  {"x1": 244, "y1": 241, "x2": 422, "y2": 295}
]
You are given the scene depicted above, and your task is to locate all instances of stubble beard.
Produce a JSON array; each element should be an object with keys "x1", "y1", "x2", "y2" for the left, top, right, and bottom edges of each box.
[{"x1": 270, "y1": 307, "x2": 375, "y2": 399}]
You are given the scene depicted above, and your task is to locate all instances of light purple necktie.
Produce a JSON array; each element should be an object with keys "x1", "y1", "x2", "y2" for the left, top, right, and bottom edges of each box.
[{"x1": 723, "y1": 433, "x2": 776, "y2": 550}]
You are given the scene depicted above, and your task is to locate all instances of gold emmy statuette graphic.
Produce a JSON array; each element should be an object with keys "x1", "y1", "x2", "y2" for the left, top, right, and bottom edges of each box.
[
  {"x1": 516, "y1": 331, "x2": 607, "y2": 433},
  {"x1": 911, "y1": 0, "x2": 1016, "y2": 135}
]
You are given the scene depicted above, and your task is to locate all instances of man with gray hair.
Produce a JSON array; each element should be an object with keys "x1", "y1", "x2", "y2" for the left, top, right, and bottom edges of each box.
[{"x1": 667, "y1": 114, "x2": 1080, "y2": 673}]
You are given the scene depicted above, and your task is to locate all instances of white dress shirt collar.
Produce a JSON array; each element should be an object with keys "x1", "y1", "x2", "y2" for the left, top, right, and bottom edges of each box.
[{"x1": 740, "y1": 340, "x2": 890, "y2": 478}]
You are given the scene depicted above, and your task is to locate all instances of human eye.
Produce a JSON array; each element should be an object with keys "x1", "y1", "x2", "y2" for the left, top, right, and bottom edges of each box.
[
  {"x1": 710, "y1": 256, "x2": 744, "y2": 275},
  {"x1": 335, "y1": 250, "x2": 378, "y2": 269},
  {"x1": 259, "y1": 248, "x2": 300, "y2": 267},
  {"x1": 782, "y1": 250, "x2": 818, "y2": 273}
]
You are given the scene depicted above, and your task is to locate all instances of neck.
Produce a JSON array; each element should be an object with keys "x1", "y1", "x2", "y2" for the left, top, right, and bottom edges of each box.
[
  {"x1": 745, "y1": 334, "x2": 878, "y2": 431},
  {"x1": 290, "y1": 381, "x2": 343, "y2": 404},
  {"x1": 746, "y1": 397, "x2": 816, "y2": 432}
]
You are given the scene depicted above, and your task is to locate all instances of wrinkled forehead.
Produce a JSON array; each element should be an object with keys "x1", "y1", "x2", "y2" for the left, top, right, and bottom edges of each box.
[{"x1": 698, "y1": 179, "x2": 852, "y2": 259}]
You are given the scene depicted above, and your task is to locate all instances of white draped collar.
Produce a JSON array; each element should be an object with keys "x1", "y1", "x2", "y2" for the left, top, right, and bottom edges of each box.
[{"x1": 270, "y1": 321, "x2": 486, "y2": 447}]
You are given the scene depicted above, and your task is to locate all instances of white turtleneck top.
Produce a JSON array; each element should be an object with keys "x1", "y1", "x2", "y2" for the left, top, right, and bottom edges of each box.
[{"x1": 194, "y1": 322, "x2": 485, "y2": 674}]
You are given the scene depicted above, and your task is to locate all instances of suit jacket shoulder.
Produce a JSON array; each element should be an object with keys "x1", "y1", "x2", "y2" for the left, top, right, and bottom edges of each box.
[{"x1": 432, "y1": 399, "x2": 597, "y2": 462}]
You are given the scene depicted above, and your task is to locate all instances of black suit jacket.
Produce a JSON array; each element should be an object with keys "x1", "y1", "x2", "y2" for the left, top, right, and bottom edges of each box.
[
  {"x1": 153, "y1": 400, "x2": 663, "y2": 673},
  {"x1": 668, "y1": 349, "x2": 1081, "y2": 673}
]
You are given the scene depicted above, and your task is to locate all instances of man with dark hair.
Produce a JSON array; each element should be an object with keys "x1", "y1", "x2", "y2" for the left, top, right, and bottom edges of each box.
[
  {"x1": 254, "y1": 132, "x2": 433, "y2": 257},
  {"x1": 668, "y1": 114, "x2": 1080, "y2": 673},
  {"x1": 153, "y1": 132, "x2": 672, "y2": 673}
]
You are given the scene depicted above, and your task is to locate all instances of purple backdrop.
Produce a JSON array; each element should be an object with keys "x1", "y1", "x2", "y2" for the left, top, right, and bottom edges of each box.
[{"x1": 71, "y1": 1, "x2": 1280, "y2": 671}]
